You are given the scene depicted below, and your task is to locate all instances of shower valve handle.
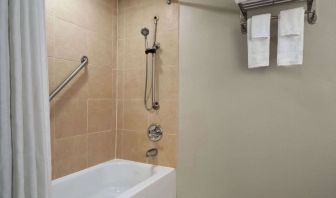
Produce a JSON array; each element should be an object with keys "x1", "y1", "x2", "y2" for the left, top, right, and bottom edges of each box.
[{"x1": 148, "y1": 124, "x2": 163, "y2": 142}]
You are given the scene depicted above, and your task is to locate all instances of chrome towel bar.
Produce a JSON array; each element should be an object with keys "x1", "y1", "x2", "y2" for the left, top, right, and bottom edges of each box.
[
  {"x1": 238, "y1": 0, "x2": 317, "y2": 34},
  {"x1": 49, "y1": 56, "x2": 88, "y2": 101}
]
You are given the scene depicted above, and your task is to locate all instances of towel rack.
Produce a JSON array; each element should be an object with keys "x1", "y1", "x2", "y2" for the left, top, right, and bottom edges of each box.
[{"x1": 238, "y1": 0, "x2": 317, "y2": 34}]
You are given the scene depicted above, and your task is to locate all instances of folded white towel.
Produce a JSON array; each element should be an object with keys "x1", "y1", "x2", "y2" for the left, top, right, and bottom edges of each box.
[
  {"x1": 252, "y1": 14, "x2": 271, "y2": 38},
  {"x1": 279, "y1": 7, "x2": 305, "y2": 36},
  {"x1": 247, "y1": 14, "x2": 271, "y2": 68},
  {"x1": 277, "y1": 7, "x2": 305, "y2": 66}
]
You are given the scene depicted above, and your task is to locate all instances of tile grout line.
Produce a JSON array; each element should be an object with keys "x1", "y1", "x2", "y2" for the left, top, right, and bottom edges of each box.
[
  {"x1": 54, "y1": 15, "x2": 114, "y2": 41},
  {"x1": 118, "y1": 3, "x2": 126, "y2": 159},
  {"x1": 114, "y1": 0, "x2": 120, "y2": 159},
  {"x1": 55, "y1": 129, "x2": 115, "y2": 142},
  {"x1": 86, "y1": 99, "x2": 89, "y2": 168},
  {"x1": 85, "y1": 16, "x2": 90, "y2": 169}
]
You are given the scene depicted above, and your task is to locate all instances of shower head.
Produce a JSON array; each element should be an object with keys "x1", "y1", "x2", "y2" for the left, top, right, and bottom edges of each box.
[{"x1": 141, "y1": 27, "x2": 149, "y2": 38}]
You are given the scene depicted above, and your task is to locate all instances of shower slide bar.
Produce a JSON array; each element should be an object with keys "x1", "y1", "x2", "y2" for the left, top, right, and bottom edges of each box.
[
  {"x1": 49, "y1": 56, "x2": 88, "y2": 101},
  {"x1": 238, "y1": 0, "x2": 317, "y2": 34}
]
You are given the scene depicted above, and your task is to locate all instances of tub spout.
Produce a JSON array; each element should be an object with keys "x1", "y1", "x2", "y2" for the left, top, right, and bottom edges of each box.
[{"x1": 146, "y1": 148, "x2": 158, "y2": 157}]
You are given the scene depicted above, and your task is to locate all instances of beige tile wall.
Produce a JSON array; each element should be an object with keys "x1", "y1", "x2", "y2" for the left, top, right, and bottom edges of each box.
[
  {"x1": 47, "y1": 0, "x2": 178, "y2": 178},
  {"x1": 46, "y1": 0, "x2": 118, "y2": 179},
  {"x1": 116, "y1": 0, "x2": 179, "y2": 167}
]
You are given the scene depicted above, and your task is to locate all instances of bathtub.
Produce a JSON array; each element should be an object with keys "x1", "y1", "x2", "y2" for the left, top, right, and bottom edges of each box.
[{"x1": 52, "y1": 159, "x2": 176, "y2": 198}]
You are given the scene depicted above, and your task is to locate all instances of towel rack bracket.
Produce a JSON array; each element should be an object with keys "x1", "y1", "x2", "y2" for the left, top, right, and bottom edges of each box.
[{"x1": 238, "y1": 0, "x2": 317, "y2": 34}]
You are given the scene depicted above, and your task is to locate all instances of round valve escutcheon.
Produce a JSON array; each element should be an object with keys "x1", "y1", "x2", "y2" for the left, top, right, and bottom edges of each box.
[{"x1": 148, "y1": 124, "x2": 163, "y2": 142}]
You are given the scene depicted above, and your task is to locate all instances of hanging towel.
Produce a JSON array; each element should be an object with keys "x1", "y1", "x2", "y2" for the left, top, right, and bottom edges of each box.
[
  {"x1": 251, "y1": 14, "x2": 271, "y2": 38},
  {"x1": 277, "y1": 7, "x2": 305, "y2": 66},
  {"x1": 248, "y1": 14, "x2": 271, "y2": 68}
]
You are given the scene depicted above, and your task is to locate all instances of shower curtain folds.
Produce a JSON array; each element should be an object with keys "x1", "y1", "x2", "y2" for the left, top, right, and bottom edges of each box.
[{"x1": 0, "y1": 0, "x2": 52, "y2": 197}]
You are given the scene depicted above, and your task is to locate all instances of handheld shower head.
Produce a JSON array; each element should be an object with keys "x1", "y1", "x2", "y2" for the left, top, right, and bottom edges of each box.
[{"x1": 141, "y1": 27, "x2": 149, "y2": 38}]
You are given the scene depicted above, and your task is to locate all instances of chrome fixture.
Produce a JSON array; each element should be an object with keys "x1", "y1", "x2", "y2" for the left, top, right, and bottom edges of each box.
[
  {"x1": 49, "y1": 56, "x2": 88, "y2": 101},
  {"x1": 148, "y1": 124, "x2": 163, "y2": 142},
  {"x1": 141, "y1": 16, "x2": 160, "y2": 111},
  {"x1": 238, "y1": 0, "x2": 317, "y2": 34},
  {"x1": 146, "y1": 148, "x2": 158, "y2": 157},
  {"x1": 141, "y1": 27, "x2": 149, "y2": 39}
]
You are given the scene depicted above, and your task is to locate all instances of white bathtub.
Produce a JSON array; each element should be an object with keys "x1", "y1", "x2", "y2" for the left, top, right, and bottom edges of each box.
[{"x1": 52, "y1": 159, "x2": 176, "y2": 198}]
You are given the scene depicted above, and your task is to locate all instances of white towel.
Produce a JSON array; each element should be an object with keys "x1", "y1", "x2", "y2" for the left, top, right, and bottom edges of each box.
[
  {"x1": 251, "y1": 14, "x2": 271, "y2": 38},
  {"x1": 248, "y1": 14, "x2": 271, "y2": 68},
  {"x1": 277, "y1": 7, "x2": 305, "y2": 66}
]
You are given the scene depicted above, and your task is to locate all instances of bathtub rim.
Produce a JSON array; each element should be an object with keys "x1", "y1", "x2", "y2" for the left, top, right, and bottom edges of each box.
[{"x1": 52, "y1": 159, "x2": 176, "y2": 197}]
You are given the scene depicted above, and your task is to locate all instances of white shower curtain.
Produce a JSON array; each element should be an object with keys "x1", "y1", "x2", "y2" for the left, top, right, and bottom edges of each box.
[{"x1": 0, "y1": 0, "x2": 51, "y2": 197}]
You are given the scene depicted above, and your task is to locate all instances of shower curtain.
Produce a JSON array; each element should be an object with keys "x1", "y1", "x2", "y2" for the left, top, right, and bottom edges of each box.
[{"x1": 0, "y1": 0, "x2": 51, "y2": 197}]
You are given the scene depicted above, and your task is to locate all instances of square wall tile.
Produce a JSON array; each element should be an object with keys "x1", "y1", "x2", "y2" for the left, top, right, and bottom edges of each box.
[
  {"x1": 125, "y1": 7, "x2": 147, "y2": 38},
  {"x1": 55, "y1": 98, "x2": 87, "y2": 139},
  {"x1": 88, "y1": 66, "x2": 113, "y2": 98},
  {"x1": 55, "y1": 0, "x2": 89, "y2": 28},
  {"x1": 123, "y1": 99, "x2": 148, "y2": 131},
  {"x1": 88, "y1": 131, "x2": 115, "y2": 166},
  {"x1": 54, "y1": 18, "x2": 88, "y2": 61},
  {"x1": 88, "y1": 99, "x2": 115, "y2": 133},
  {"x1": 124, "y1": 37, "x2": 145, "y2": 69},
  {"x1": 54, "y1": 135, "x2": 87, "y2": 178},
  {"x1": 117, "y1": 130, "x2": 151, "y2": 162},
  {"x1": 87, "y1": 32, "x2": 113, "y2": 68},
  {"x1": 123, "y1": 69, "x2": 145, "y2": 99},
  {"x1": 86, "y1": 0, "x2": 114, "y2": 36},
  {"x1": 118, "y1": 0, "x2": 142, "y2": 10}
]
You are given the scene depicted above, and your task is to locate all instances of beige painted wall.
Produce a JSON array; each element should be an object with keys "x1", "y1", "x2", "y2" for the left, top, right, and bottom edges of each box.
[
  {"x1": 178, "y1": 1, "x2": 336, "y2": 198},
  {"x1": 46, "y1": 0, "x2": 118, "y2": 178},
  {"x1": 116, "y1": 0, "x2": 179, "y2": 167}
]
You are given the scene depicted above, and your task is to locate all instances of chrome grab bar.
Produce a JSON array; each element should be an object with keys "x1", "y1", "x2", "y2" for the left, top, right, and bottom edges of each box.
[{"x1": 49, "y1": 56, "x2": 88, "y2": 101}]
